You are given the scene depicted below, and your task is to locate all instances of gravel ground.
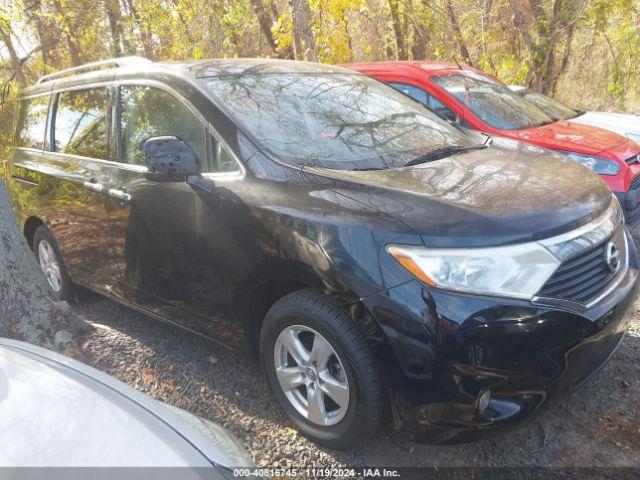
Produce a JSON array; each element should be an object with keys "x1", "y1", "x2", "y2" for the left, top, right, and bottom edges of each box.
[{"x1": 72, "y1": 288, "x2": 640, "y2": 474}]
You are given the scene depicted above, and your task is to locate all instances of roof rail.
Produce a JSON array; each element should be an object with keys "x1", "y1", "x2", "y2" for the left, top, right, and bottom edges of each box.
[{"x1": 36, "y1": 56, "x2": 152, "y2": 84}]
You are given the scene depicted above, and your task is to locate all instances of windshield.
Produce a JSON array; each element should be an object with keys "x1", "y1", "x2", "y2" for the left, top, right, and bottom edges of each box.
[
  {"x1": 516, "y1": 89, "x2": 579, "y2": 120},
  {"x1": 431, "y1": 72, "x2": 554, "y2": 130},
  {"x1": 199, "y1": 73, "x2": 474, "y2": 170}
]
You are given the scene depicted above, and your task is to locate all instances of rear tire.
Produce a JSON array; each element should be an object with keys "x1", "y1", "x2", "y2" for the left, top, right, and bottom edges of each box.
[
  {"x1": 260, "y1": 289, "x2": 385, "y2": 449},
  {"x1": 33, "y1": 225, "x2": 72, "y2": 301}
]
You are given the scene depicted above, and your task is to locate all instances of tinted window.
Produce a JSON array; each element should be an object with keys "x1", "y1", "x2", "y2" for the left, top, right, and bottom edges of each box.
[
  {"x1": 427, "y1": 95, "x2": 457, "y2": 122},
  {"x1": 200, "y1": 73, "x2": 473, "y2": 170},
  {"x1": 431, "y1": 72, "x2": 553, "y2": 130},
  {"x1": 389, "y1": 82, "x2": 428, "y2": 105},
  {"x1": 16, "y1": 95, "x2": 50, "y2": 149},
  {"x1": 119, "y1": 86, "x2": 206, "y2": 166},
  {"x1": 389, "y1": 83, "x2": 458, "y2": 123},
  {"x1": 54, "y1": 89, "x2": 110, "y2": 159},
  {"x1": 517, "y1": 89, "x2": 579, "y2": 121},
  {"x1": 208, "y1": 135, "x2": 239, "y2": 173}
]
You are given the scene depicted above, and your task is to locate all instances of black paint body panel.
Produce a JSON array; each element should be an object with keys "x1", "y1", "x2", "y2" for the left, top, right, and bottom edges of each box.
[{"x1": 5, "y1": 59, "x2": 637, "y2": 443}]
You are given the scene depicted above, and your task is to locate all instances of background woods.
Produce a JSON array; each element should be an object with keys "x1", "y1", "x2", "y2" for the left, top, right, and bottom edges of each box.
[{"x1": 0, "y1": 0, "x2": 639, "y2": 147}]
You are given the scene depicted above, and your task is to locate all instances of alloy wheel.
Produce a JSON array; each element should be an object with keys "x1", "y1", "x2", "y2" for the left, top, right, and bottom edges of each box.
[
  {"x1": 38, "y1": 239, "x2": 62, "y2": 293},
  {"x1": 273, "y1": 325, "x2": 350, "y2": 426}
]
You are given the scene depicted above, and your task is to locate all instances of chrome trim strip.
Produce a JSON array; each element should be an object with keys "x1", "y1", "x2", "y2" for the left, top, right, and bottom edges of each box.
[
  {"x1": 11, "y1": 176, "x2": 38, "y2": 186},
  {"x1": 532, "y1": 227, "x2": 629, "y2": 309},
  {"x1": 538, "y1": 201, "x2": 618, "y2": 248},
  {"x1": 37, "y1": 57, "x2": 151, "y2": 84},
  {"x1": 584, "y1": 231, "x2": 629, "y2": 308},
  {"x1": 40, "y1": 150, "x2": 147, "y2": 172},
  {"x1": 13, "y1": 147, "x2": 44, "y2": 154}
]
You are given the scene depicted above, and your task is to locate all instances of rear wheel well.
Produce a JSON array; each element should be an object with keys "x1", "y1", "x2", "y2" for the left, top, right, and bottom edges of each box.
[
  {"x1": 244, "y1": 279, "x2": 310, "y2": 360},
  {"x1": 23, "y1": 217, "x2": 44, "y2": 249}
]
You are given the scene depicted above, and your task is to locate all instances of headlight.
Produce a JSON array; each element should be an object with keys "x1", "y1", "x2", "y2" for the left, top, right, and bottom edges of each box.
[
  {"x1": 387, "y1": 243, "x2": 560, "y2": 299},
  {"x1": 556, "y1": 151, "x2": 621, "y2": 175},
  {"x1": 388, "y1": 200, "x2": 621, "y2": 300}
]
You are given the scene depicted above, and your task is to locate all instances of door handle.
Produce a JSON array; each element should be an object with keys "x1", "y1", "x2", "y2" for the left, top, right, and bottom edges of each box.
[
  {"x1": 108, "y1": 187, "x2": 132, "y2": 202},
  {"x1": 84, "y1": 178, "x2": 104, "y2": 193}
]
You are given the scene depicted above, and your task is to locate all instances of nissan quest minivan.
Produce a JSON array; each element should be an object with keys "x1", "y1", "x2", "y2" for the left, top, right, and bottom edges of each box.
[{"x1": 5, "y1": 57, "x2": 638, "y2": 448}]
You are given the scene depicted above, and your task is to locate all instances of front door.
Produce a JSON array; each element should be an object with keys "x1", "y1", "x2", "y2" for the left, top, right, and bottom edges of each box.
[
  {"x1": 6, "y1": 93, "x2": 49, "y2": 228},
  {"x1": 106, "y1": 84, "x2": 243, "y2": 347},
  {"x1": 36, "y1": 86, "x2": 115, "y2": 289}
]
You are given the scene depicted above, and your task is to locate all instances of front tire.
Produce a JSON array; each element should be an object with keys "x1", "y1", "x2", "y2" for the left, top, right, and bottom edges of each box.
[
  {"x1": 33, "y1": 225, "x2": 72, "y2": 301},
  {"x1": 260, "y1": 289, "x2": 385, "y2": 449}
]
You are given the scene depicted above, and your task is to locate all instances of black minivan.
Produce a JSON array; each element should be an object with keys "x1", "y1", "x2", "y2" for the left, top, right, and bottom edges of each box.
[{"x1": 6, "y1": 57, "x2": 638, "y2": 447}]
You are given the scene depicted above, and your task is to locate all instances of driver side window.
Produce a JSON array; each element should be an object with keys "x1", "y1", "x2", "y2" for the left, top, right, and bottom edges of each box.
[
  {"x1": 119, "y1": 86, "x2": 206, "y2": 165},
  {"x1": 388, "y1": 82, "x2": 457, "y2": 122},
  {"x1": 427, "y1": 95, "x2": 457, "y2": 123}
]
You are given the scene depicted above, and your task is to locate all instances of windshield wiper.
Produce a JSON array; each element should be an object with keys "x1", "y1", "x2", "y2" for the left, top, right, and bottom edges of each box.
[{"x1": 402, "y1": 144, "x2": 486, "y2": 167}]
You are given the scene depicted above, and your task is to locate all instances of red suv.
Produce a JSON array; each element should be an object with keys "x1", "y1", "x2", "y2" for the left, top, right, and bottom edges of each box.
[{"x1": 347, "y1": 61, "x2": 640, "y2": 226}]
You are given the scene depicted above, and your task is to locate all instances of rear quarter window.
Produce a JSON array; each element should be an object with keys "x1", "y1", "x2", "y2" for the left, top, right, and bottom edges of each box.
[{"x1": 15, "y1": 95, "x2": 50, "y2": 149}]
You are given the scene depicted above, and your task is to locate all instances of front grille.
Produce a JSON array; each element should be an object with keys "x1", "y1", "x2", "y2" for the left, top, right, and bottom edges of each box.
[
  {"x1": 630, "y1": 174, "x2": 640, "y2": 190},
  {"x1": 536, "y1": 231, "x2": 625, "y2": 305},
  {"x1": 625, "y1": 154, "x2": 639, "y2": 166}
]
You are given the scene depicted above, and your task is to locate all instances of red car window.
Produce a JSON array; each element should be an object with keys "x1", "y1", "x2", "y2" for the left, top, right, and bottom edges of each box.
[{"x1": 431, "y1": 72, "x2": 552, "y2": 130}]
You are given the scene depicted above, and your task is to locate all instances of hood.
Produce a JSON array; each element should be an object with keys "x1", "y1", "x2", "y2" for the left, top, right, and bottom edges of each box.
[
  {"x1": 303, "y1": 144, "x2": 612, "y2": 248},
  {"x1": 0, "y1": 340, "x2": 250, "y2": 468},
  {"x1": 570, "y1": 111, "x2": 640, "y2": 139},
  {"x1": 507, "y1": 120, "x2": 630, "y2": 156}
]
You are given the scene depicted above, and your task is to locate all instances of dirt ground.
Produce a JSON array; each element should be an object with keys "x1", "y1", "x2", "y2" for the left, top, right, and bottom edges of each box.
[{"x1": 72, "y1": 285, "x2": 640, "y2": 476}]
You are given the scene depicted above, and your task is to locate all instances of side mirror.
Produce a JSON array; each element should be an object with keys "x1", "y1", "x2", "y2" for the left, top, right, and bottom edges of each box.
[{"x1": 140, "y1": 136, "x2": 201, "y2": 182}]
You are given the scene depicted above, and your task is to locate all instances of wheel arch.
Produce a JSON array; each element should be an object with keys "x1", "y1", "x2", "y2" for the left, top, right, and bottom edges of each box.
[
  {"x1": 236, "y1": 260, "x2": 325, "y2": 361},
  {"x1": 23, "y1": 216, "x2": 45, "y2": 249},
  {"x1": 236, "y1": 260, "x2": 404, "y2": 379}
]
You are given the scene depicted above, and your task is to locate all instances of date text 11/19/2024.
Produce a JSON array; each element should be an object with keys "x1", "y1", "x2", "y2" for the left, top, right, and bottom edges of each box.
[{"x1": 233, "y1": 468, "x2": 401, "y2": 477}]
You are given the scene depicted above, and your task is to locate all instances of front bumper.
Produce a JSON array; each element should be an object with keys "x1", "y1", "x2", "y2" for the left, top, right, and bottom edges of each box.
[
  {"x1": 615, "y1": 189, "x2": 640, "y2": 227},
  {"x1": 361, "y1": 231, "x2": 639, "y2": 444}
]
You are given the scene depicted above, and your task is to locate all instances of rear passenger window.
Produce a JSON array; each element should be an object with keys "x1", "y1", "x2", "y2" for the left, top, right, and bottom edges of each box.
[
  {"x1": 119, "y1": 86, "x2": 205, "y2": 166},
  {"x1": 16, "y1": 95, "x2": 50, "y2": 149},
  {"x1": 53, "y1": 88, "x2": 110, "y2": 159}
]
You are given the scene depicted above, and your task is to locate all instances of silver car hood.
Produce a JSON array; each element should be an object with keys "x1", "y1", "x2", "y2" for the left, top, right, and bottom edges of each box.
[{"x1": 0, "y1": 339, "x2": 250, "y2": 469}]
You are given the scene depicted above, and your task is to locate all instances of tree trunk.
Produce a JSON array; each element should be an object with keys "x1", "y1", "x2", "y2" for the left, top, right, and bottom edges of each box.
[
  {"x1": 444, "y1": 0, "x2": 473, "y2": 66},
  {"x1": 289, "y1": 0, "x2": 317, "y2": 61},
  {"x1": 0, "y1": 28, "x2": 26, "y2": 86},
  {"x1": 539, "y1": 0, "x2": 563, "y2": 94},
  {"x1": 104, "y1": 0, "x2": 124, "y2": 57},
  {"x1": 51, "y1": 0, "x2": 82, "y2": 65},
  {"x1": 507, "y1": 0, "x2": 545, "y2": 89},
  {"x1": 123, "y1": 0, "x2": 154, "y2": 59},
  {"x1": 250, "y1": 0, "x2": 278, "y2": 52},
  {"x1": 507, "y1": 0, "x2": 535, "y2": 51},
  {"x1": 388, "y1": 0, "x2": 408, "y2": 60},
  {"x1": 552, "y1": 25, "x2": 574, "y2": 94},
  {"x1": 0, "y1": 181, "x2": 89, "y2": 353},
  {"x1": 480, "y1": 0, "x2": 495, "y2": 70},
  {"x1": 411, "y1": 21, "x2": 427, "y2": 60},
  {"x1": 24, "y1": 0, "x2": 50, "y2": 66}
]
